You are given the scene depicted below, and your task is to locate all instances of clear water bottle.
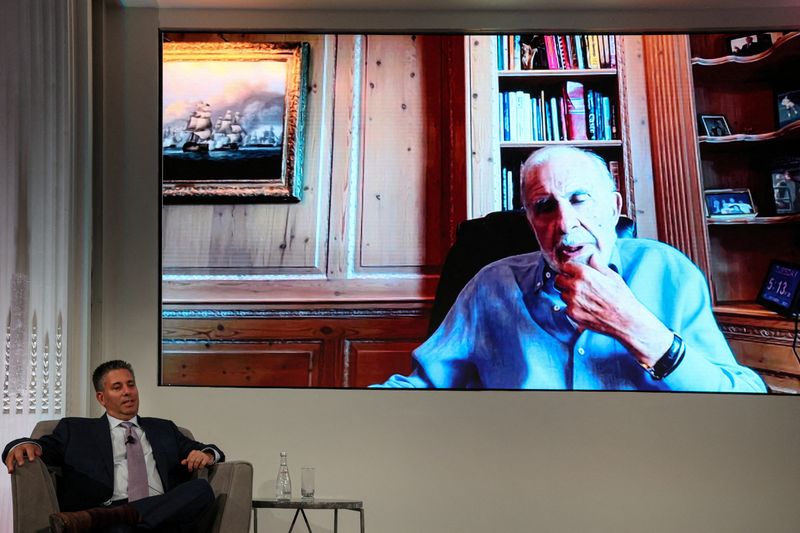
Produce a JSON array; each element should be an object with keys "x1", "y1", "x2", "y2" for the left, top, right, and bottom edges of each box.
[{"x1": 275, "y1": 451, "x2": 292, "y2": 500}]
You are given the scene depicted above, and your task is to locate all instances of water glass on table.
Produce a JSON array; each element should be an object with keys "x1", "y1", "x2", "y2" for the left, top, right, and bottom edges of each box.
[{"x1": 301, "y1": 467, "x2": 315, "y2": 499}]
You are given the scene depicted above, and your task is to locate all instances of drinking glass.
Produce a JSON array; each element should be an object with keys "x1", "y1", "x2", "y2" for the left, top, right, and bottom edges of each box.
[{"x1": 301, "y1": 467, "x2": 315, "y2": 499}]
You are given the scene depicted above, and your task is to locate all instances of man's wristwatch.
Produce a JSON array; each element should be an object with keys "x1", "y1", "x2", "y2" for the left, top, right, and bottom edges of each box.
[{"x1": 641, "y1": 333, "x2": 685, "y2": 380}]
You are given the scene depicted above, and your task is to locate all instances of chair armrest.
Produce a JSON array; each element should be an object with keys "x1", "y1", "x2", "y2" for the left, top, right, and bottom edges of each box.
[
  {"x1": 202, "y1": 461, "x2": 253, "y2": 533},
  {"x1": 11, "y1": 457, "x2": 60, "y2": 533}
]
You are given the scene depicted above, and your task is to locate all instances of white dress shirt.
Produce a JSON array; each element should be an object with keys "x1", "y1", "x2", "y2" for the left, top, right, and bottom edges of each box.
[{"x1": 107, "y1": 414, "x2": 165, "y2": 501}]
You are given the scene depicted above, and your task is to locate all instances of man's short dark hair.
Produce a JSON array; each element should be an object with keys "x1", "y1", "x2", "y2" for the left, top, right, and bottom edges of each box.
[{"x1": 92, "y1": 360, "x2": 135, "y2": 392}]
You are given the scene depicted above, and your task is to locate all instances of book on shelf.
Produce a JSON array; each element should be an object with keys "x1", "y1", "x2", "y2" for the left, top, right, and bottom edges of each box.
[
  {"x1": 501, "y1": 166, "x2": 516, "y2": 210},
  {"x1": 587, "y1": 36, "x2": 601, "y2": 69},
  {"x1": 500, "y1": 167, "x2": 508, "y2": 211},
  {"x1": 506, "y1": 167, "x2": 515, "y2": 210},
  {"x1": 608, "y1": 160, "x2": 621, "y2": 192},
  {"x1": 496, "y1": 34, "x2": 617, "y2": 71},
  {"x1": 502, "y1": 91, "x2": 510, "y2": 141},
  {"x1": 563, "y1": 81, "x2": 588, "y2": 141},
  {"x1": 558, "y1": 96, "x2": 569, "y2": 140},
  {"x1": 601, "y1": 96, "x2": 612, "y2": 140},
  {"x1": 556, "y1": 36, "x2": 571, "y2": 70},
  {"x1": 574, "y1": 35, "x2": 586, "y2": 69},
  {"x1": 586, "y1": 90, "x2": 597, "y2": 140},
  {"x1": 500, "y1": 83, "x2": 615, "y2": 142},
  {"x1": 608, "y1": 36, "x2": 617, "y2": 68},
  {"x1": 599, "y1": 35, "x2": 608, "y2": 68}
]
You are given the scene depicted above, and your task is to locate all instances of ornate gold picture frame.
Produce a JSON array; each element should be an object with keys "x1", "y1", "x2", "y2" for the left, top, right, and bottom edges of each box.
[{"x1": 161, "y1": 34, "x2": 309, "y2": 202}]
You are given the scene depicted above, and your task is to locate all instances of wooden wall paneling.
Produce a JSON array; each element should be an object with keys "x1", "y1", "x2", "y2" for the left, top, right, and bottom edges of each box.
[
  {"x1": 326, "y1": 34, "x2": 360, "y2": 281},
  {"x1": 729, "y1": 339, "x2": 800, "y2": 376},
  {"x1": 161, "y1": 310, "x2": 430, "y2": 387},
  {"x1": 345, "y1": 341, "x2": 418, "y2": 388},
  {"x1": 358, "y1": 35, "x2": 466, "y2": 272},
  {"x1": 162, "y1": 277, "x2": 439, "y2": 304},
  {"x1": 641, "y1": 35, "x2": 712, "y2": 281},
  {"x1": 715, "y1": 306, "x2": 800, "y2": 393},
  {"x1": 360, "y1": 35, "x2": 439, "y2": 269},
  {"x1": 162, "y1": 342, "x2": 323, "y2": 387},
  {"x1": 161, "y1": 33, "x2": 335, "y2": 275},
  {"x1": 467, "y1": 35, "x2": 502, "y2": 219}
]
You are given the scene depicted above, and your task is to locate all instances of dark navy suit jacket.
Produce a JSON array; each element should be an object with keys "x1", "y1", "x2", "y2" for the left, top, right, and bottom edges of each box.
[{"x1": 2, "y1": 415, "x2": 225, "y2": 511}]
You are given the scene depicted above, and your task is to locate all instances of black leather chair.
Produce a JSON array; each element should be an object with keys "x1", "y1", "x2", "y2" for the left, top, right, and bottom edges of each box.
[{"x1": 428, "y1": 209, "x2": 636, "y2": 335}]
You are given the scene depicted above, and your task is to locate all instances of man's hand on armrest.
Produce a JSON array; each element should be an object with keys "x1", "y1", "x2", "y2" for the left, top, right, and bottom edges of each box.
[
  {"x1": 181, "y1": 449, "x2": 216, "y2": 472},
  {"x1": 5, "y1": 442, "x2": 42, "y2": 474}
]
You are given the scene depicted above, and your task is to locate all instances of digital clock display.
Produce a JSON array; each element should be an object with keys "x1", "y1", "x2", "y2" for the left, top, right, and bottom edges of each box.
[{"x1": 757, "y1": 261, "x2": 800, "y2": 315}]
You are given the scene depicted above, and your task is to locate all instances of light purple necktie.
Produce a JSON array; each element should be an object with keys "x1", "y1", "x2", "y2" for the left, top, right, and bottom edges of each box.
[{"x1": 121, "y1": 421, "x2": 149, "y2": 502}]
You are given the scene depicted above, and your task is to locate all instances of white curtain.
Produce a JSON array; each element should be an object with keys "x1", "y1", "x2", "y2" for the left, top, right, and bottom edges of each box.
[{"x1": 0, "y1": 1, "x2": 91, "y2": 530}]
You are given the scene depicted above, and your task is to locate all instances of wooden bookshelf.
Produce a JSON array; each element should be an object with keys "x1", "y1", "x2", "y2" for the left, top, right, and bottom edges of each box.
[
  {"x1": 689, "y1": 32, "x2": 800, "y2": 309},
  {"x1": 643, "y1": 32, "x2": 800, "y2": 392},
  {"x1": 467, "y1": 34, "x2": 645, "y2": 217}
]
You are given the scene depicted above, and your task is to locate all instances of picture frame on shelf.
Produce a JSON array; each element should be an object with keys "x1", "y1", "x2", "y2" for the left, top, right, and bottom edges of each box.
[
  {"x1": 771, "y1": 164, "x2": 800, "y2": 214},
  {"x1": 160, "y1": 35, "x2": 310, "y2": 203},
  {"x1": 699, "y1": 114, "x2": 732, "y2": 137},
  {"x1": 776, "y1": 89, "x2": 800, "y2": 129},
  {"x1": 704, "y1": 188, "x2": 757, "y2": 219},
  {"x1": 726, "y1": 33, "x2": 773, "y2": 56}
]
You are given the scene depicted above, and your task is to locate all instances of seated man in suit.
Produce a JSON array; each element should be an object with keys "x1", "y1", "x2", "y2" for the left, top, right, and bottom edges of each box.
[
  {"x1": 3, "y1": 360, "x2": 224, "y2": 532},
  {"x1": 374, "y1": 146, "x2": 766, "y2": 392}
]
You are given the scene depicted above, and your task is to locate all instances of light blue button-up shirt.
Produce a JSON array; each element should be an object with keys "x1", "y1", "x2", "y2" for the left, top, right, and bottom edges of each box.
[{"x1": 375, "y1": 238, "x2": 767, "y2": 392}]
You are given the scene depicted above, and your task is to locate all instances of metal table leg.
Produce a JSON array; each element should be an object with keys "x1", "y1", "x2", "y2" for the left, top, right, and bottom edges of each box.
[
  {"x1": 334, "y1": 508, "x2": 338, "y2": 533},
  {"x1": 288, "y1": 509, "x2": 314, "y2": 533},
  {"x1": 300, "y1": 509, "x2": 313, "y2": 532},
  {"x1": 288, "y1": 509, "x2": 301, "y2": 533},
  {"x1": 360, "y1": 508, "x2": 365, "y2": 533}
]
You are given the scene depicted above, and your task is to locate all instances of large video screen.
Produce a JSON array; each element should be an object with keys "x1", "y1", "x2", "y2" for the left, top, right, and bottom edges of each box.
[{"x1": 161, "y1": 31, "x2": 800, "y2": 393}]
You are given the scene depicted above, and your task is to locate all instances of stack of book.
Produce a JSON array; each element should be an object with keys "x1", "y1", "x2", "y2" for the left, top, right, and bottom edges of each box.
[
  {"x1": 497, "y1": 34, "x2": 617, "y2": 71},
  {"x1": 500, "y1": 81, "x2": 616, "y2": 142}
]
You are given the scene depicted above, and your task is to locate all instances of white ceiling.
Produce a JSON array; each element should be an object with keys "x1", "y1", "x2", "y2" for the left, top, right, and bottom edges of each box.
[{"x1": 120, "y1": 0, "x2": 800, "y2": 10}]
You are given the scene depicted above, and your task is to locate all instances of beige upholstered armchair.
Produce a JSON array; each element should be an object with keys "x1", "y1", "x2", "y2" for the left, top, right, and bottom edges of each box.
[{"x1": 10, "y1": 420, "x2": 253, "y2": 533}]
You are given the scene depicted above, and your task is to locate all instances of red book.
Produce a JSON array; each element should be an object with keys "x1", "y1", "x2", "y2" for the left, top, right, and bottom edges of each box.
[
  {"x1": 556, "y1": 35, "x2": 571, "y2": 69},
  {"x1": 544, "y1": 35, "x2": 559, "y2": 69},
  {"x1": 563, "y1": 81, "x2": 588, "y2": 140}
]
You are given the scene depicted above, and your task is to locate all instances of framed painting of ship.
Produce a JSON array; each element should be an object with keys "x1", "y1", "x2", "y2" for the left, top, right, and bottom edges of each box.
[{"x1": 160, "y1": 34, "x2": 309, "y2": 202}]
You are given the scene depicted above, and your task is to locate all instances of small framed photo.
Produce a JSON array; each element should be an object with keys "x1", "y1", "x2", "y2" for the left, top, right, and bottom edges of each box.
[
  {"x1": 727, "y1": 33, "x2": 773, "y2": 57},
  {"x1": 704, "y1": 188, "x2": 757, "y2": 219},
  {"x1": 776, "y1": 90, "x2": 800, "y2": 129},
  {"x1": 772, "y1": 165, "x2": 800, "y2": 214},
  {"x1": 699, "y1": 115, "x2": 732, "y2": 137}
]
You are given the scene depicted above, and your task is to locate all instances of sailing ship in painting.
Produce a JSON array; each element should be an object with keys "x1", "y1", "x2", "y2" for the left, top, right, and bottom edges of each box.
[
  {"x1": 162, "y1": 99, "x2": 285, "y2": 181},
  {"x1": 163, "y1": 103, "x2": 281, "y2": 152},
  {"x1": 181, "y1": 102, "x2": 214, "y2": 152}
]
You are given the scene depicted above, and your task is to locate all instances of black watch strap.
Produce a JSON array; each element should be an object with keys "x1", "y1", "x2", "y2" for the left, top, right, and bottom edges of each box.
[{"x1": 643, "y1": 333, "x2": 685, "y2": 380}]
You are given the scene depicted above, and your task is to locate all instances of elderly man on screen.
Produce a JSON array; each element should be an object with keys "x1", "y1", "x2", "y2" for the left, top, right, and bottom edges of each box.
[{"x1": 375, "y1": 146, "x2": 766, "y2": 392}]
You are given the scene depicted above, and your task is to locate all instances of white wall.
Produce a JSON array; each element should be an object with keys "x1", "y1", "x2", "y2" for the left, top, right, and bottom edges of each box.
[{"x1": 96, "y1": 5, "x2": 800, "y2": 532}]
